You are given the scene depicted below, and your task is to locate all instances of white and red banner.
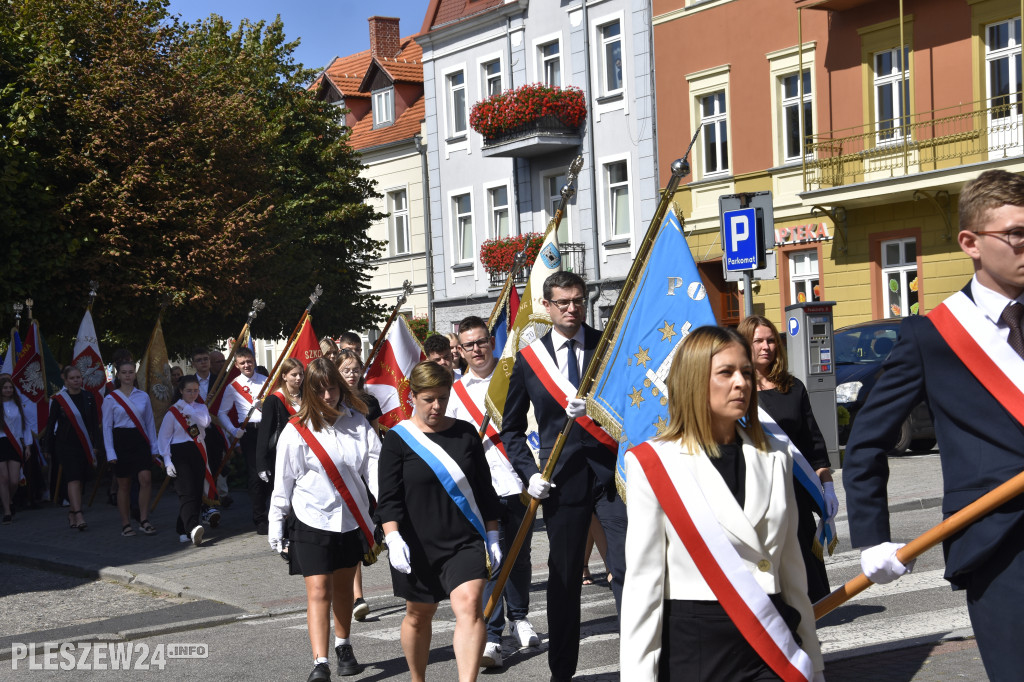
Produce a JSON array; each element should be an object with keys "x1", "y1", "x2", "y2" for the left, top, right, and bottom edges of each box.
[
  {"x1": 12, "y1": 321, "x2": 48, "y2": 431},
  {"x1": 289, "y1": 316, "x2": 323, "y2": 368},
  {"x1": 72, "y1": 309, "x2": 106, "y2": 417},
  {"x1": 364, "y1": 315, "x2": 425, "y2": 429}
]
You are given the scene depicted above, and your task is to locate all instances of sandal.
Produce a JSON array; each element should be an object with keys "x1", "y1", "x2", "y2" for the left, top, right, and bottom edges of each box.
[
  {"x1": 139, "y1": 520, "x2": 156, "y2": 535},
  {"x1": 76, "y1": 512, "x2": 87, "y2": 531},
  {"x1": 582, "y1": 570, "x2": 594, "y2": 586},
  {"x1": 121, "y1": 524, "x2": 136, "y2": 537},
  {"x1": 68, "y1": 510, "x2": 79, "y2": 529}
]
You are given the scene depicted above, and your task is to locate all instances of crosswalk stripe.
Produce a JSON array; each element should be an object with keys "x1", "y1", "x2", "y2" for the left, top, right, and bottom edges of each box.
[{"x1": 820, "y1": 606, "x2": 971, "y2": 654}]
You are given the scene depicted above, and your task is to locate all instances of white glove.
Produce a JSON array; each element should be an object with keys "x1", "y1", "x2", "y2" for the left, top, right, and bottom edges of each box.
[
  {"x1": 269, "y1": 535, "x2": 284, "y2": 553},
  {"x1": 253, "y1": 399, "x2": 263, "y2": 412},
  {"x1": 486, "y1": 529, "x2": 502, "y2": 571},
  {"x1": 527, "y1": 473, "x2": 555, "y2": 500},
  {"x1": 258, "y1": 470, "x2": 271, "y2": 483},
  {"x1": 234, "y1": 428, "x2": 244, "y2": 439},
  {"x1": 385, "y1": 531, "x2": 412, "y2": 574},
  {"x1": 164, "y1": 458, "x2": 177, "y2": 478},
  {"x1": 860, "y1": 542, "x2": 915, "y2": 584},
  {"x1": 823, "y1": 482, "x2": 838, "y2": 519},
  {"x1": 565, "y1": 397, "x2": 587, "y2": 419},
  {"x1": 180, "y1": 403, "x2": 194, "y2": 416}
]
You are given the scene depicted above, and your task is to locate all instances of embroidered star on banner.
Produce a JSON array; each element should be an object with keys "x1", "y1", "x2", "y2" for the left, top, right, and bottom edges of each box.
[
  {"x1": 658, "y1": 321, "x2": 677, "y2": 342},
  {"x1": 653, "y1": 415, "x2": 668, "y2": 436},
  {"x1": 628, "y1": 386, "x2": 645, "y2": 408},
  {"x1": 634, "y1": 346, "x2": 652, "y2": 369}
]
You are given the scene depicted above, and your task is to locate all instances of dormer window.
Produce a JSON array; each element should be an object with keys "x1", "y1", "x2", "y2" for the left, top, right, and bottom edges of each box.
[{"x1": 373, "y1": 87, "x2": 394, "y2": 128}]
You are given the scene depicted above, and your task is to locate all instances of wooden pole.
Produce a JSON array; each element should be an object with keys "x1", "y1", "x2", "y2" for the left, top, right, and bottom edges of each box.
[
  {"x1": 814, "y1": 467, "x2": 1024, "y2": 620},
  {"x1": 365, "y1": 280, "x2": 414, "y2": 371},
  {"x1": 207, "y1": 298, "x2": 266, "y2": 408}
]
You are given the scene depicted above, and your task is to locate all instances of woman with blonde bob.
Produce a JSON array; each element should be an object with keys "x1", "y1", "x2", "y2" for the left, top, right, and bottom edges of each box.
[
  {"x1": 269, "y1": 358, "x2": 381, "y2": 681},
  {"x1": 620, "y1": 326, "x2": 824, "y2": 682},
  {"x1": 375, "y1": 361, "x2": 502, "y2": 682}
]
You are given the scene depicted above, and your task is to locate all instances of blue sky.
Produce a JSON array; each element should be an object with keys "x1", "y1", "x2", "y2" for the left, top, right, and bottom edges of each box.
[{"x1": 166, "y1": 0, "x2": 429, "y2": 76}]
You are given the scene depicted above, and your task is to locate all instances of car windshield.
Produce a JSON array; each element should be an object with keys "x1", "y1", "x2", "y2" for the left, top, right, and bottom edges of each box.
[{"x1": 835, "y1": 324, "x2": 901, "y2": 364}]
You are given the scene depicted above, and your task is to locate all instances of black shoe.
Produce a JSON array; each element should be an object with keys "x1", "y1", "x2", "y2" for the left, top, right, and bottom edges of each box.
[
  {"x1": 255, "y1": 521, "x2": 269, "y2": 535},
  {"x1": 335, "y1": 644, "x2": 360, "y2": 676},
  {"x1": 220, "y1": 494, "x2": 234, "y2": 509},
  {"x1": 306, "y1": 661, "x2": 331, "y2": 682}
]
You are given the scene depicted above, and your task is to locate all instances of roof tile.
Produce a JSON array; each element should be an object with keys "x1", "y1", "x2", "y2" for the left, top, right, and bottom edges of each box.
[{"x1": 349, "y1": 97, "x2": 425, "y2": 151}]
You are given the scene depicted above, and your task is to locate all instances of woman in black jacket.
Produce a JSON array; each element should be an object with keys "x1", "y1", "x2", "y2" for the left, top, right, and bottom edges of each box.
[{"x1": 256, "y1": 358, "x2": 304, "y2": 483}]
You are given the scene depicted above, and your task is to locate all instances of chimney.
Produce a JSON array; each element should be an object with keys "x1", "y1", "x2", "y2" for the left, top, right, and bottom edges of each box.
[{"x1": 369, "y1": 16, "x2": 401, "y2": 60}]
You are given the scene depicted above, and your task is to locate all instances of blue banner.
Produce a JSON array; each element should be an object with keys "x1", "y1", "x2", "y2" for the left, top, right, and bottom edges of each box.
[{"x1": 589, "y1": 207, "x2": 717, "y2": 487}]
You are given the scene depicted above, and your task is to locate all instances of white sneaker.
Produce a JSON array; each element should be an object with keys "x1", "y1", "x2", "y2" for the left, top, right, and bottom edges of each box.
[
  {"x1": 190, "y1": 525, "x2": 204, "y2": 546},
  {"x1": 179, "y1": 534, "x2": 190, "y2": 543},
  {"x1": 480, "y1": 641, "x2": 503, "y2": 668},
  {"x1": 512, "y1": 619, "x2": 540, "y2": 648}
]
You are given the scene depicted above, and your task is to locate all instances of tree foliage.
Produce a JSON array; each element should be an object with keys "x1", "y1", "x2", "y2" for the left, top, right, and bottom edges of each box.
[{"x1": 0, "y1": 0, "x2": 386, "y2": 359}]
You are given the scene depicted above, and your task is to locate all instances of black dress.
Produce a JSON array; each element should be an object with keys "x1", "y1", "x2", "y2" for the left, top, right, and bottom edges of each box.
[
  {"x1": 376, "y1": 419, "x2": 501, "y2": 603},
  {"x1": 255, "y1": 393, "x2": 295, "y2": 474},
  {"x1": 758, "y1": 378, "x2": 832, "y2": 601},
  {"x1": 42, "y1": 392, "x2": 99, "y2": 483},
  {"x1": 359, "y1": 390, "x2": 382, "y2": 423}
]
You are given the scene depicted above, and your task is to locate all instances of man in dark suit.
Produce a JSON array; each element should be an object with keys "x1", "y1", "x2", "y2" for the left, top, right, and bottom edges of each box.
[
  {"x1": 845, "y1": 169, "x2": 1024, "y2": 681},
  {"x1": 500, "y1": 271, "x2": 627, "y2": 682}
]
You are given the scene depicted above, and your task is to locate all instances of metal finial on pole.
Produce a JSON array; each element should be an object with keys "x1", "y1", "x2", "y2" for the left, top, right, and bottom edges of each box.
[
  {"x1": 24, "y1": 298, "x2": 33, "y2": 321},
  {"x1": 309, "y1": 284, "x2": 323, "y2": 308},
  {"x1": 13, "y1": 302, "x2": 23, "y2": 323}
]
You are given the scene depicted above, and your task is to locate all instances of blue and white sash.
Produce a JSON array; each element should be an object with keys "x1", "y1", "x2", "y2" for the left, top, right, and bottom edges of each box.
[
  {"x1": 758, "y1": 406, "x2": 838, "y2": 557},
  {"x1": 390, "y1": 420, "x2": 487, "y2": 541}
]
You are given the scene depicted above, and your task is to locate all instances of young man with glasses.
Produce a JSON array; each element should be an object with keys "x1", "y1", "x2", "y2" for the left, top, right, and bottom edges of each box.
[
  {"x1": 845, "y1": 169, "x2": 1024, "y2": 681},
  {"x1": 500, "y1": 272, "x2": 626, "y2": 682},
  {"x1": 445, "y1": 316, "x2": 537, "y2": 669}
]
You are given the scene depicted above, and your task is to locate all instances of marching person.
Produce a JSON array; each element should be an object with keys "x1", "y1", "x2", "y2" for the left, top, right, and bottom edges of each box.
[
  {"x1": 190, "y1": 347, "x2": 223, "y2": 527},
  {"x1": 337, "y1": 332, "x2": 361, "y2": 356},
  {"x1": 320, "y1": 337, "x2": 340, "y2": 365},
  {"x1": 424, "y1": 334, "x2": 460, "y2": 381},
  {"x1": 1, "y1": 374, "x2": 32, "y2": 525},
  {"x1": 40, "y1": 368, "x2": 99, "y2": 530},
  {"x1": 620, "y1": 326, "x2": 824, "y2": 681},
  {"x1": 845, "y1": 169, "x2": 1024, "y2": 681},
  {"x1": 103, "y1": 360, "x2": 160, "y2": 537},
  {"x1": 446, "y1": 315, "x2": 537, "y2": 668},
  {"x1": 268, "y1": 358, "x2": 380, "y2": 681},
  {"x1": 500, "y1": 271, "x2": 627, "y2": 682},
  {"x1": 217, "y1": 347, "x2": 269, "y2": 534},
  {"x1": 158, "y1": 375, "x2": 213, "y2": 546},
  {"x1": 256, "y1": 357, "x2": 304, "y2": 484},
  {"x1": 739, "y1": 315, "x2": 836, "y2": 601},
  {"x1": 376, "y1": 361, "x2": 502, "y2": 682},
  {"x1": 204, "y1": 349, "x2": 232, "y2": 507}
]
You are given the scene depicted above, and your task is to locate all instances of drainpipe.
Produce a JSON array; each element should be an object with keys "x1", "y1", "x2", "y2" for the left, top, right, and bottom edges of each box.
[
  {"x1": 580, "y1": 0, "x2": 605, "y2": 327},
  {"x1": 507, "y1": 15, "x2": 522, "y2": 247},
  {"x1": 414, "y1": 133, "x2": 435, "y2": 330}
]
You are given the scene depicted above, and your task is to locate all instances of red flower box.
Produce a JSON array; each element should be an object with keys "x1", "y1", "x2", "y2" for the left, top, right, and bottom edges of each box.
[
  {"x1": 479, "y1": 233, "x2": 545, "y2": 275},
  {"x1": 470, "y1": 84, "x2": 586, "y2": 141}
]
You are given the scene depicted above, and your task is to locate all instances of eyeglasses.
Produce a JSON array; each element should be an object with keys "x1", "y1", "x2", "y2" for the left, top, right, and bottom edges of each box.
[
  {"x1": 459, "y1": 338, "x2": 491, "y2": 351},
  {"x1": 547, "y1": 297, "x2": 586, "y2": 311},
  {"x1": 339, "y1": 369, "x2": 361, "y2": 377},
  {"x1": 974, "y1": 228, "x2": 1024, "y2": 248}
]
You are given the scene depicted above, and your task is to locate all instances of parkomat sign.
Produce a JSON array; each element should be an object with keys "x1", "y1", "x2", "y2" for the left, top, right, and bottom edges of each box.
[{"x1": 774, "y1": 222, "x2": 831, "y2": 246}]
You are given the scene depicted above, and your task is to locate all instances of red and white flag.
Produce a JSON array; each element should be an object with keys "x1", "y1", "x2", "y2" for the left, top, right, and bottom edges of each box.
[
  {"x1": 12, "y1": 320, "x2": 48, "y2": 430},
  {"x1": 71, "y1": 310, "x2": 106, "y2": 417},
  {"x1": 364, "y1": 316, "x2": 425, "y2": 428},
  {"x1": 289, "y1": 316, "x2": 323, "y2": 368}
]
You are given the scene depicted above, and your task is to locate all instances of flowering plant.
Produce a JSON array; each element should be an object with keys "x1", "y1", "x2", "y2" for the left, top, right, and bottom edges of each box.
[
  {"x1": 470, "y1": 84, "x2": 586, "y2": 140},
  {"x1": 479, "y1": 233, "x2": 544, "y2": 275}
]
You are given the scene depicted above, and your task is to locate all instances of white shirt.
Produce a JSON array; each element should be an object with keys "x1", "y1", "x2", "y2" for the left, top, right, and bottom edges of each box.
[
  {"x1": 549, "y1": 326, "x2": 585, "y2": 382},
  {"x1": 268, "y1": 405, "x2": 381, "y2": 536},
  {"x1": 446, "y1": 366, "x2": 524, "y2": 497},
  {"x1": 1, "y1": 399, "x2": 32, "y2": 446},
  {"x1": 195, "y1": 373, "x2": 212, "y2": 402},
  {"x1": 971, "y1": 275, "x2": 1024, "y2": 340},
  {"x1": 157, "y1": 400, "x2": 211, "y2": 459},
  {"x1": 102, "y1": 388, "x2": 159, "y2": 456},
  {"x1": 218, "y1": 372, "x2": 268, "y2": 429}
]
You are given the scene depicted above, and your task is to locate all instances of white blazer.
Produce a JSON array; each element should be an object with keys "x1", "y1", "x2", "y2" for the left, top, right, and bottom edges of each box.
[{"x1": 619, "y1": 429, "x2": 824, "y2": 680}]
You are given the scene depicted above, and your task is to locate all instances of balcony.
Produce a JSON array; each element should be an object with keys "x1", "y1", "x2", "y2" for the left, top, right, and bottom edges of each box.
[
  {"x1": 472, "y1": 84, "x2": 586, "y2": 159},
  {"x1": 480, "y1": 116, "x2": 583, "y2": 158},
  {"x1": 486, "y1": 242, "x2": 586, "y2": 288},
  {"x1": 803, "y1": 98, "x2": 1024, "y2": 193}
]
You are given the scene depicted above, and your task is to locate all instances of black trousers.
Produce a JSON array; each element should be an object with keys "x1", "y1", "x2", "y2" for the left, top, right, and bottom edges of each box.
[
  {"x1": 242, "y1": 427, "x2": 269, "y2": 527},
  {"x1": 171, "y1": 442, "x2": 204, "y2": 536},
  {"x1": 541, "y1": 472, "x2": 627, "y2": 681},
  {"x1": 795, "y1": 485, "x2": 830, "y2": 601},
  {"x1": 965, "y1": 527, "x2": 1024, "y2": 681},
  {"x1": 204, "y1": 425, "x2": 225, "y2": 490}
]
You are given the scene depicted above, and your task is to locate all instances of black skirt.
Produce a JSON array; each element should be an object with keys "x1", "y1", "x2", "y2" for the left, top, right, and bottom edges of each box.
[
  {"x1": 390, "y1": 542, "x2": 488, "y2": 604},
  {"x1": 0, "y1": 438, "x2": 22, "y2": 464},
  {"x1": 112, "y1": 428, "x2": 152, "y2": 478},
  {"x1": 287, "y1": 515, "x2": 363, "y2": 577}
]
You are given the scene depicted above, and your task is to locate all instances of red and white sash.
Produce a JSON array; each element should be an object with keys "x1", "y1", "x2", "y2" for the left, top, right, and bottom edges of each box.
[
  {"x1": 0, "y1": 410, "x2": 25, "y2": 463},
  {"x1": 108, "y1": 390, "x2": 152, "y2": 446},
  {"x1": 231, "y1": 380, "x2": 255, "y2": 404},
  {"x1": 520, "y1": 340, "x2": 617, "y2": 452},
  {"x1": 291, "y1": 418, "x2": 375, "y2": 548},
  {"x1": 630, "y1": 441, "x2": 813, "y2": 682},
  {"x1": 928, "y1": 291, "x2": 1024, "y2": 427},
  {"x1": 53, "y1": 390, "x2": 94, "y2": 466},
  {"x1": 273, "y1": 390, "x2": 298, "y2": 416},
  {"x1": 196, "y1": 394, "x2": 231, "y2": 450},
  {"x1": 169, "y1": 405, "x2": 217, "y2": 498},
  {"x1": 452, "y1": 380, "x2": 505, "y2": 456}
]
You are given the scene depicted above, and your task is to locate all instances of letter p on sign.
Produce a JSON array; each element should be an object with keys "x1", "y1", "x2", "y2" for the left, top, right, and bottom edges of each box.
[{"x1": 730, "y1": 213, "x2": 749, "y2": 251}]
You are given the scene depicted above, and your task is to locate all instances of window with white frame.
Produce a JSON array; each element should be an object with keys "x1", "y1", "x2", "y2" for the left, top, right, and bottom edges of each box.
[
  {"x1": 606, "y1": 161, "x2": 629, "y2": 237},
  {"x1": 483, "y1": 59, "x2": 503, "y2": 97},
  {"x1": 701, "y1": 91, "x2": 729, "y2": 176},
  {"x1": 372, "y1": 88, "x2": 394, "y2": 127},
  {"x1": 788, "y1": 249, "x2": 820, "y2": 304},
  {"x1": 488, "y1": 186, "x2": 510, "y2": 240},
  {"x1": 453, "y1": 194, "x2": 474, "y2": 263},
  {"x1": 447, "y1": 71, "x2": 467, "y2": 136},
  {"x1": 782, "y1": 71, "x2": 812, "y2": 162},
  {"x1": 881, "y1": 237, "x2": 918, "y2": 318},
  {"x1": 874, "y1": 47, "x2": 910, "y2": 142},
  {"x1": 600, "y1": 21, "x2": 623, "y2": 95},
  {"x1": 986, "y1": 18, "x2": 1022, "y2": 120},
  {"x1": 545, "y1": 173, "x2": 570, "y2": 243},
  {"x1": 388, "y1": 189, "x2": 409, "y2": 255},
  {"x1": 541, "y1": 42, "x2": 561, "y2": 87}
]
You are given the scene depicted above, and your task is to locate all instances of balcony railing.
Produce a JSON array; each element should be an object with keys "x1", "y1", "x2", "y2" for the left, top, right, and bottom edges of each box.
[
  {"x1": 803, "y1": 97, "x2": 1024, "y2": 192},
  {"x1": 486, "y1": 241, "x2": 586, "y2": 288}
]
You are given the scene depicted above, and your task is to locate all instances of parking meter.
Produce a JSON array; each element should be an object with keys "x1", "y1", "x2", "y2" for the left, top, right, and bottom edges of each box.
[{"x1": 785, "y1": 301, "x2": 839, "y2": 468}]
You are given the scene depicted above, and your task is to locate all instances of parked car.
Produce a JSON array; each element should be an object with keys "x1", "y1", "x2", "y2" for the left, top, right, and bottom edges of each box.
[{"x1": 834, "y1": 318, "x2": 935, "y2": 453}]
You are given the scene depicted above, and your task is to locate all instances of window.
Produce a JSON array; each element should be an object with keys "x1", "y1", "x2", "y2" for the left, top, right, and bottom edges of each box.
[
  {"x1": 701, "y1": 92, "x2": 729, "y2": 176},
  {"x1": 789, "y1": 249, "x2": 820, "y2": 304},
  {"x1": 388, "y1": 190, "x2": 409, "y2": 255},
  {"x1": 483, "y1": 59, "x2": 502, "y2": 97},
  {"x1": 488, "y1": 186, "x2": 510, "y2": 239},
  {"x1": 447, "y1": 71, "x2": 467, "y2": 136},
  {"x1": 372, "y1": 88, "x2": 394, "y2": 128},
  {"x1": 606, "y1": 161, "x2": 629, "y2": 236},
  {"x1": 782, "y1": 71, "x2": 812, "y2": 162},
  {"x1": 986, "y1": 18, "x2": 1022, "y2": 121},
  {"x1": 874, "y1": 47, "x2": 910, "y2": 142},
  {"x1": 541, "y1": 42, "x2": 561, "y2": 87},
  {"x1": 881, "y1": 238, "x2": 918, "y2": 317},
  {"x1": 600, "y1": 21, "x2": 623, "y2": 94},
  {"x1": 453, "y1": 194, "x2": 473, "y2": 263},
  {"x1": 545, "y1": 173, "x2": 570, "y2": 243}
]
